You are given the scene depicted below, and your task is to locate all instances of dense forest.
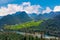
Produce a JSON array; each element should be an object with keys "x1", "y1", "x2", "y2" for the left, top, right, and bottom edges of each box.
[{"x1": 0, "y1": 31, "x2": 59, "y2": 40}]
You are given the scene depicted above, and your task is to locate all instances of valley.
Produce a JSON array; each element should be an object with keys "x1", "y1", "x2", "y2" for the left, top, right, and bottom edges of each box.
[{"x1": 0, "y1": 11, "x2": 60, "y2": 40}]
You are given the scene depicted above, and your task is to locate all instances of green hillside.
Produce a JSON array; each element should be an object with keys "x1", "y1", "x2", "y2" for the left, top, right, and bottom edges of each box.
[{"x1": 4, "y1": 20, "x2": 43, "y2": 30}]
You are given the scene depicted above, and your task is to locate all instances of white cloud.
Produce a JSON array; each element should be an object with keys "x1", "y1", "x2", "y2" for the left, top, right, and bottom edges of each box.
[
  {"x1": 0, "y1": 2, "x2": 41, "y2": 16},
  {"x1": 53, "y1": 6, "x2": 60, "y2": 12},
  {"x1": 22, "y1": 2, "x2": 31, "y2": 6},
  {"x1": 24, "y1": 5, "x2": 41, "y2": 14},
  {"x1": 0, "y1": 4, "x2": 23, "y2": 16},
  {"x1": 42, "y1": 7, "x2": 52, "y2": 14}
]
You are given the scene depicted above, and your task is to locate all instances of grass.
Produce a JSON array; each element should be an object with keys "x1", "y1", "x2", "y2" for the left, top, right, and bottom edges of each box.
[{"x1": 4, "y1": 20, "x2": 43, "y2": 30}]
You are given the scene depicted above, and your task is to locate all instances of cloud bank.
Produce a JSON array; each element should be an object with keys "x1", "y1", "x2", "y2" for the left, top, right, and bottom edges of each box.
[
  {"x1": 42, "y1": 6, "x2": 60, "y2": 14},
  {"x1": 0, "y1": 2, "x2": 41, "y2": 16},
  {"x1": 53, "y1": 6, "x2": 60, "y2": 12},
  {"x1": 42, "y1": 7, "x2": 52, "y2": 14},
  {"x1": 0, "y1": 2, "x2": 60, "y2": 16}
]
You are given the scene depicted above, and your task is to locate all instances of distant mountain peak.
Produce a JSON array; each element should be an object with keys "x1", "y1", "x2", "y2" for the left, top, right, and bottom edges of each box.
[
  {"x1": 0, "y1": 11, "x2": 32, "y2": 26},
  {"x1": 14, "y1": 11, "x2": 27, "y2": 15}
]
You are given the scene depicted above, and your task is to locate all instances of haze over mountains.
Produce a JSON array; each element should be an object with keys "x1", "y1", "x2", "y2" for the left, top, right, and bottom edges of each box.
[
  {"x1": 0, "y1": 11, "x2": 32, "y2": 26},
  {"x1": 0, "y1": 11, "x2": 60, "y2": 26},
  {"x1": 40, "y1": 14, "x2": 60, "y2": 37},
  {"x1": 29, "y1": 12, "x2": 60, "y2": 37},
  {"x1": 29, "y1": 11, "x2": 60, "y2": 20},
  {"x1": 0, "y1": 10, "x2": 60, "y2": 37}
]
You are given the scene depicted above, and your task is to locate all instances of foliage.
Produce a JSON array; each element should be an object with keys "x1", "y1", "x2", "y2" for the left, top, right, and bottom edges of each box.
[
  {"x1": 4, "y1": 20, "x2": 43, "y2": 30},
  {"x1": 0, "y1": 32, "x2": 47, "y2": 40}
]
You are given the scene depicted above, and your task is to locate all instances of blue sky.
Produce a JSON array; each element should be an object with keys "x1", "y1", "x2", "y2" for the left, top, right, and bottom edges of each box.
[
  {"x1": 0, "y1": 0, "x2": 60, "y2": 16},
  {"x1": 0, "y1": 0, "x2": 60, "y2": 9}
]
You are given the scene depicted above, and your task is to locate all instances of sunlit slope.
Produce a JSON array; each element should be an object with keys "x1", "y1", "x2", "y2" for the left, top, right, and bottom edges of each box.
[{"x1": 4, "y1": 20, "x2": 43, "y2": 30}]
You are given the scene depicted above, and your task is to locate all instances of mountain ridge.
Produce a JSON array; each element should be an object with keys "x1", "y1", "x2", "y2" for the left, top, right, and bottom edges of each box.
[{"x1": 0, "y1": 11, "x2": 32, "y2": 27}]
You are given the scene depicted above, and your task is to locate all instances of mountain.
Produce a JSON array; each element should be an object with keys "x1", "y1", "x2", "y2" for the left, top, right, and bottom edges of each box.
[
  {"x1": 28, "y1": 13, "x2": 38, "y2": 21},
  {"x1": 39, "y1": 13, "x2": 60, "y2": 37},
  {"x1": 28, "y1": 12, "x2": 60, "y2": 37},
  {"x1": 26, "y1": 11, "x2": 60, "y2": 21},
  {"x1": 2, "y1": 11, "x2": 60, "y2": 37},
  {"x1": 14, "y1": 11, "x2": 32, "y2": 23},
  {"x1": 0, "y1": 11, "x2": 32, "y2": 26},
  {"x1": 0, "y1": 16, "x2": 3, "y2": 19},
  {"x1": 36, "y1": 12, "x2": 60, "y2": 20}
]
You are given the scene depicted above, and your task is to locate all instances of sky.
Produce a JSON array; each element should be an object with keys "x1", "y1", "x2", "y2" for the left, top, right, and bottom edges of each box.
[{"x1": 0, "y1": 0, "x2": 60, "y2": 16}]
